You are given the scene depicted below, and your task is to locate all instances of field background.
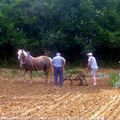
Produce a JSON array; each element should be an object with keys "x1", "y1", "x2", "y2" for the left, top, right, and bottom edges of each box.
[{"x1": 0, "y1": 68, "x2": 119, "y2": 120}]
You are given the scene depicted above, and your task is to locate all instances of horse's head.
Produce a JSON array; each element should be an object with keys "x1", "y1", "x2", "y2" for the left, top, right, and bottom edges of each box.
[
  {"x1": 17, "y1": 49, "x2": 28, "y2": 67},
  {"x1": 17, "y1": 49, "x2": 27, "y2": 61}
]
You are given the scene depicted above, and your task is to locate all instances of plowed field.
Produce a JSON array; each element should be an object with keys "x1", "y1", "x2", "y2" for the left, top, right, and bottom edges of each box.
[{"x1": 0, "y1": 68, "x2": 120, "y2": 120}]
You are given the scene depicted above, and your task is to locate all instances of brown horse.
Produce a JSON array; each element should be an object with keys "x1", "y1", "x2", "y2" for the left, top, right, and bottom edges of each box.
[{"x1": 17, "y1": 49, "x2": 53, "y2": 83}]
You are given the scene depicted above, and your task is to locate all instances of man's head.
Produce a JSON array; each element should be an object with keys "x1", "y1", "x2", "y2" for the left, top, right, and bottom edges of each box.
[
  {"x1": 87, "y1": 52, "x2": 93, "y2": 56},
  {"x1": 56, "y1": 53, "x2": 61, "y2": 56}
]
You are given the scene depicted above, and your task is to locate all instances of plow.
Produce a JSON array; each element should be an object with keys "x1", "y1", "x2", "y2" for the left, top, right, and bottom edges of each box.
[{"x1": 63, "y1": 69, "x2": 88, "y2": 86}]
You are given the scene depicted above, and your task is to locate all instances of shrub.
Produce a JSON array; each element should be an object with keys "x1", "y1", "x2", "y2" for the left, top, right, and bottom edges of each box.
[{"x1": 109, "y1": 73, "x2": 120, "y2": 88}]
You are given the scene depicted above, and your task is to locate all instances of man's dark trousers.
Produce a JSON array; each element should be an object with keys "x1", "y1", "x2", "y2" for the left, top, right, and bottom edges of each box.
[{"x1": 54, "y1": 67, "x2": 63, "y2": 86}]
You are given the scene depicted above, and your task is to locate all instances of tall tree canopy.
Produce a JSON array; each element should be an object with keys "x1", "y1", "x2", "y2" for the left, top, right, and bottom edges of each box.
[{"x1": 0, "y1": 0, "x2": 120, "y2": 64}]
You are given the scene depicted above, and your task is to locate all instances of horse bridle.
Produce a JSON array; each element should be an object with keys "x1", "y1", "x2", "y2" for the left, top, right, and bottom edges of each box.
[{"x1": 18, "y1": 49, "x2": 27, "y2": 67}]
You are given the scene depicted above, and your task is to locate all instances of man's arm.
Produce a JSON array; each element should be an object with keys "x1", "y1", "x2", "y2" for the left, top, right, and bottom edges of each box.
[
  {"x1": 86, "y1": 58, "x2": 91, "y2": 70},
  {"x1": 87, "y1": 61, "x2": 90, "y2": 69},
  {"x1": 62, "y1": 58, "x2": 66, "y2": 66}
]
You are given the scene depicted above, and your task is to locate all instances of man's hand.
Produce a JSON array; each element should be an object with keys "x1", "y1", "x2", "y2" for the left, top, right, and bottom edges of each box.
[{"x1": 85, "y1": 67, "x2": 90, "y2": 73}]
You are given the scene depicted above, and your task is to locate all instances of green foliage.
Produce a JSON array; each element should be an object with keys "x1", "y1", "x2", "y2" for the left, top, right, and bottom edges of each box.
[
  {"x1": 10, "y1": 69, "x2": 18, "y2": 78},
  {"x1": 0, "y1": 0, "x2": 120, "y2": 65},
  {"x1": 32, "y1": 71, "x2": 43, "y2": 77},
  {"x1": 109, "y1": 72, "x2": 120, "y2": 88}
]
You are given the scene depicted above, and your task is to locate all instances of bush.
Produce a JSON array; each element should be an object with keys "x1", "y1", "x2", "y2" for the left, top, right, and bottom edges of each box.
[{"x1": 109, "y1": 73, "x2": 120, "y2": 88}]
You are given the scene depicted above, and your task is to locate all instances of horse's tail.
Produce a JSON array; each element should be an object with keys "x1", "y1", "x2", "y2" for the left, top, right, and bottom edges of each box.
[{"x1": 49, "y1": 62, "x2": 53, "y2": 75}]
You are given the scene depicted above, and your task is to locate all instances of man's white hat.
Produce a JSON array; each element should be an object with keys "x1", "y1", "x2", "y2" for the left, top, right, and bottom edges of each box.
[
  {"x1": 87, "y1": 52, "x2": 93, "y2": 56},
  {"x1": 56, "y1": 53, "x2": 61, "y2": 56}
]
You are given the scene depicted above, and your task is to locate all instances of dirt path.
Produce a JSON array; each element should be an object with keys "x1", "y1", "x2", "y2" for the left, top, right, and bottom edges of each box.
[{"x1": 0, "y1": 68, "x2": 119, "y2": 120}]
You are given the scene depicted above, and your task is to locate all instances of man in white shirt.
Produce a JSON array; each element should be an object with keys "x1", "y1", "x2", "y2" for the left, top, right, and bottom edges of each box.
[
  {"x1": 51, "y1": 53, "x2": 66, "y2": 86},
  {"x1": 87, "y1": 53, "x2": 98, "y2": 86}
]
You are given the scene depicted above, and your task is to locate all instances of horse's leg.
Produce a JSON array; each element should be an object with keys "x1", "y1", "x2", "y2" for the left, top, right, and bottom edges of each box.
[
  {"x1": 45, "y1": 72, "x2": 48, "y2": 83},
  {"x1": 48, "y1": 63, "x2": 53, "y2": 83},
  {"x1": 29, "y1": 71, "x2": 33, "y2": 84},
  {"x1": 43, "y1": 68, "x2": 49, "y2": 84},
  {"x1": 23, "y1": 70, "x2": 27, "y2": 82},
  {"x1": 43, "y1": 66, "x2": 49, "y2": 83}
]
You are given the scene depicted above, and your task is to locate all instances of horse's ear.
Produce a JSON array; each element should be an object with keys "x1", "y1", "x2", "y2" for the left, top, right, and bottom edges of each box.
[{"x1": 17, "y1": 49, "x2": 21, "y2": 54}]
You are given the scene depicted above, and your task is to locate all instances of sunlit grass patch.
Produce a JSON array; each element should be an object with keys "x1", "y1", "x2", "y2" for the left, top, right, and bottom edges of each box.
[
  {"x1": 32, "y1": 71, "x2": 43, "y2": 77},
  {"x1": 10, "y1": 69, "x2": 19, "y2": 78},
  {"x1": 109, "y1": 72, "x2": 120, "y2": 88}
]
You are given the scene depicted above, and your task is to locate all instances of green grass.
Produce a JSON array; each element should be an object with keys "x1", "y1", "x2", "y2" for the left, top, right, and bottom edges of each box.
[
  {"x1": 109, "y1": 72, "x2": 120, "y2": 88},
  {"x1": 32, "y1": 71, "x2": 43, "y2": 77},
  {"x1": 10, "y1": 69, "x2": 19, "y2": 78}
]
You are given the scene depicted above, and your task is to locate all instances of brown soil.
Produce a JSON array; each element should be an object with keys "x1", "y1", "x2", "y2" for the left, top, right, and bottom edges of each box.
[{"x1": 0, "y1": 68, "x2": 120, "y2": 120}]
